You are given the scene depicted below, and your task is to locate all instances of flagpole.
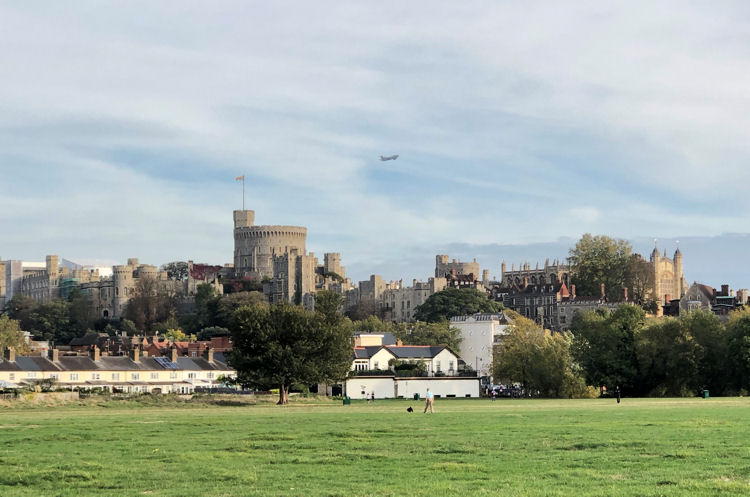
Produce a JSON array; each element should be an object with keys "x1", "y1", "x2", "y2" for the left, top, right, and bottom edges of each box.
[{"x1": 242, "y1": 176, "x2": 245, "y2": 211}]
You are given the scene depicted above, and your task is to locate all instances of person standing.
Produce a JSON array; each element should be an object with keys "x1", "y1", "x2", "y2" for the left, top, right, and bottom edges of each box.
[
  {"x1": 424, "y1": 388, "x2": 435, "y2": 413},
  {"x1": 615, "y1": 386, "x2": 621, "y2": 404}
]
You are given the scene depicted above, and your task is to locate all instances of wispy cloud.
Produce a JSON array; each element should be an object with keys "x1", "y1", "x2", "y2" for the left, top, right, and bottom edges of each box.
[{"x1": 1, "y1": 2, "x2": 749, "y2": 285}]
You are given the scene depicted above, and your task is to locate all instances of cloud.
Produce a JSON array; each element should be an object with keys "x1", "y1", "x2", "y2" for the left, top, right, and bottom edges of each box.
[{"x1": 1, "y1": 2, "x2": 749, "y2": 286}]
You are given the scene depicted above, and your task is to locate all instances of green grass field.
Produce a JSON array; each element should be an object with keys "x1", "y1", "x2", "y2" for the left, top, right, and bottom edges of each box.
[{"x1": 1, "y1": 397, "x2": 749, "y2": 496}]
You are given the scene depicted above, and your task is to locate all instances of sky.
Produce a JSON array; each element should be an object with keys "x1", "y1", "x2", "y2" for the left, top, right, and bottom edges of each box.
[{"x1": 1, "y1": 2, "x2": 749, "y2": 288}]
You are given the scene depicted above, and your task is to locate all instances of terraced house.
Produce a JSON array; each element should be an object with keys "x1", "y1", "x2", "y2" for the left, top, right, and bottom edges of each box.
[{"x1": 0, "y1": 347, "x2": 235, "y2": 394}]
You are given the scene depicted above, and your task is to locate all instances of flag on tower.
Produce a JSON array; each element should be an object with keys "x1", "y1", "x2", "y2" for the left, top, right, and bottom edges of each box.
[{"x1": 235, "y1": 175, "x2": 244, "y2": 181}]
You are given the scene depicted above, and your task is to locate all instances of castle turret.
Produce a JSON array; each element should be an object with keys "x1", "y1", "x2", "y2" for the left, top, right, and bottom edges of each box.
[{"x1": 674, "y1": 246, "x2": 684, "y2": 297}]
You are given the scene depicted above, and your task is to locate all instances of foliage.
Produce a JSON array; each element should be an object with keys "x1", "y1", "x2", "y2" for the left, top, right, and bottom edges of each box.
[
  {"x1": 120, "y1": 319, "x2": 138, "y2": 336},
  {"x1": 194, "y1": 283, "x2": 220, "y2": 331},
  {"x1": 229, "y1": 302, "x2": 352, "y2": 404},
  {"x1": 343, "y1": 315, "x2": 394, "y2": 333},
  {"x1": 568, "y1": 234, "x2": 633, "y2": 301},
  {"x1": 345, "y1": 298, "x2": 384, "y2": 321},
  {"x1": 215, "y1": 291, "x2": 266, "y2": 328},
  {"x1": 197, "y1": 326, "x2": 230, "y2": 341},
  {"x1": 637, "y1": 317, "x2": 702, "y2": 396},
  {"x1": 413, "y1": 288, "x2": 502, "y2": 322},
  {"x1": 392, "y1": 320, "x2": 462, "y2": 350},
  {"x1": 160, "y1": 261, "x2": 189, "y2": 281},
  {"x1": 0, "y1": 315, "x2": 31, "y2": 355},
  {"x1": 163, "y1": 328, "x2": 197, "y2": 342},
  {"x1": 570, "y1": 304, "x2": 644, "y2": 393},
  {"x1": 493, "y1": 315, "x2": 587, "y2": 397},
  {"x1": 727, "y1": 308, "x2": 750, "y2": 392},
  {"x1": 124, "y1": 277, "x2": 180, "y2": 333},
  {"x1": 314, "y1": 290, "x2": 345, "y2": 324}
]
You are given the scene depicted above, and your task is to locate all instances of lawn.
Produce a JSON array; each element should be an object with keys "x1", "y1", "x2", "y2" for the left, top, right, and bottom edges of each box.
[{"x1": 1, "y1": 396, "x2": 749, "y2": 496}]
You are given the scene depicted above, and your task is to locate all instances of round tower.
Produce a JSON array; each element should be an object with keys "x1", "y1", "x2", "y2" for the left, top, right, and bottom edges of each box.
[
  {"x1": 113, "y1": 265, "x2": 132, "y2": 317},
  {"x1": 674, "y1": 246, "x2": 683, "y2": 297}
]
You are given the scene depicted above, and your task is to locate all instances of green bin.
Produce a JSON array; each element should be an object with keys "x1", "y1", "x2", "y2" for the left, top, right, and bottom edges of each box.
[
  {"x1": 703, "y1": 390, "x2": 709, "y2": 399},
  {"x1": 413, "y1": 393, "x2": 420, "y2": 400},
  {"x1": 342, "y1": 397, "x2": 351, "y2": 405}
]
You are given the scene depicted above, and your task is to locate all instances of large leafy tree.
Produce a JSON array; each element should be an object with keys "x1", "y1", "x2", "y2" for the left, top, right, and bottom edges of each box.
[
  {"x1": 160, "y1": 261, "x2": 189, "y2": 281},
  {"x1": 214, "y1": 291, "x2": 266, "y2": 328},
  {"x1": 568, "y1": 234, "x2": 633, "y2": 300},
  {"x1": 683, "y1": 310, "x2": 729, "y2": 394},
  {"x1": 229, "y1": 302, "x2": 352, "y2": 404},
  {"x1": 0, "y1": 315, "x2": 31, "y2": 355},
  {"x1": 414, "y1": 288, "x2": 501, "y2": 323},
  {"x1": 570, "y1": 304, "x2": 644, "y2": 393},
  {"x1": 636, "y1": 317, "x2": 702, "y2": 396},
  {"x1": 493, "y1": 315, "x2": 587, "y2": 397}
]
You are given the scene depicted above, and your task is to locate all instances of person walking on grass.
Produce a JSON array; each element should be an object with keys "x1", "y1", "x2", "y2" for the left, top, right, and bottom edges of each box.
[
  {"x1": 424, "y1": 388, "x2": 435, "y2": 413},
  {"x1": 615, "y1": 386, "x2": 621, "y2": 404}
]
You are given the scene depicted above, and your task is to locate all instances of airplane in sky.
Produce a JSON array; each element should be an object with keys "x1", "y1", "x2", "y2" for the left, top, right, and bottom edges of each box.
[{"x1": 379, "y1": 154, "x2": 399, "y2": 161}]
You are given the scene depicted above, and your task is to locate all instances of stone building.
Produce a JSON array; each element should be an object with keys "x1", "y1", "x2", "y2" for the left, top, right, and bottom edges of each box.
[
  {"x1": 435, "y1": 255, "x2": 480, "y2": 279},
  {"x1": 359, "y1": 274, "x2": 387, "y2": 301},
  {"x1": 232, "y1": 209, "x2": 307, "y2": 279},
  {"x1": 269, "y1": 250, "x2": 317, "y2": 306},
  {"x1": 500, "y1": 259, "x2": 570, "y2": 288},
  {"x1": 650, "y1": 246, "x2": 686, "y2": 305},
  {"x1": 381, "y1": 277, "x2": 447, "y2": 322},
  {"x1": 450, "y1": 312, "x2": 513, "y2": 380},
  {"x1": 19, "y1": 255, "x2": 102, "y2": 304}
]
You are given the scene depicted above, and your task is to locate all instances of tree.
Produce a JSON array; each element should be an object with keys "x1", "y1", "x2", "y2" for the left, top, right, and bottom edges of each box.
[
  {"x1": 125, "y1": 276, "x2": 179, "y2": 333},
  {"x1": 194, "y1": 283, "x2": 220, "y2": 330},
  {"x1": 568, "y1": 234, "x2": 633, "y2": 300},
  {"x1": 345, "y1": 299, "x2": 383, "y2": 321},
  {"x1": 492, "y1": 315, "x2": 587, "y2": 397},
  {"x1": 0, "y1": 315, "x2": 31, "y2": 355},
  {"x1": 393, "y1": 321, "x2": 462, "y2": 350},
  {"x1": 215, "y1": 291, "x2": 266, "y2": 328},
  {"x1": 683, "y1": 310, "x2": 729, "y2": 395},
  {"x1": 636, "y1": 317, "x2": 702, "y2": 396},
  {"x1": 4, "y1": 295, "x2": 37, "y2": 331},
  {"x1": 197, "y1": 326, "x2": 230, "y2": 341},
  {"x1": 27, "y1": 300, "x2": 73, "y2": 344},
  {"x1": 229, "y1": 303, "x2": 352, "y2": 404},
  {"x1": 68, "y1": 288, "x2": 95, "y2": 337},
  {"x1": 161, "y1": 261, "x2": 189, "y2": 281},
  {"x1": 414, "y1": 288, "x2": 502, "y2": 323},
  {"x1": 570, "y1": 304, "x2": 644, "y2": 394},
  {"x1": 343, "y1": 315, "x2": 394, "y2": 334},
  {"x1": 727, "y1": 308, "x2": 750, "y2": 392},
  {"x1": 164, "y1": 328, "x2": 196, "y2": 342},
  {"x1": 624, "y1": 254, "x2": 657, "y2": 311},
  {"x1": 314, "y1": 290, "x2": 345, "y2": 324}
]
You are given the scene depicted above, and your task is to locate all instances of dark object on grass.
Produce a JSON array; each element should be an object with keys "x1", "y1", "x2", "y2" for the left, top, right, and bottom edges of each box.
[{"x1": 407, "y1": 406, "x2": 413, "y2": 412}]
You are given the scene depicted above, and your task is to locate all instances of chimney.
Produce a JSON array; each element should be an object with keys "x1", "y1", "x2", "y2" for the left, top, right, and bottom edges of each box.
[
  {"x1": 90, "y1": 346, "x2": 100, "y2": 362},
  {"x1": 171, "y1": 347, "x2": 178, "y2": 363},
  {"x1": 142, "y1": 350, "x2": 148, "y2": 358},
  {"x1": 49, "y1": 348, "x2": 59, "y2": 362},
  {"x1": 571, "y1": 284, "x2": 576, "y2": 297},
  {"x1": 4, "y1": 347, "x2": 16, "y2": 362},
  {"x1": 206, "y1": 348, "x2": 214, "y2": 363},
  {"x1": 721, "y1": 284, "x2": 729, "y2": 296},
  {"x1": 523, "y1": 276, "x2": 528, "y2": 289},
  {"x1": 353, "y1": 336, "x2": 361, "y2": 347},
  {"x1": 600, "y1": 283, "x2": 606, "y2": 299},
  {"x1": 623, "y1": 287, "x2": 628, "y2": 302},
  {"x1": 130, "y1": 347, "x2": 140, "y2": 362},
  {"x1": 397, "y1": 339, "x2": 403, "y2": 346}
]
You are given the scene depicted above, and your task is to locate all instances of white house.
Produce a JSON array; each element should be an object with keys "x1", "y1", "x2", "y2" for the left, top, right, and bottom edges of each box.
[
  {"x1": 346, "y1": 344, "x2": 479, "y2": 399},
  {"x1": 451, "y1": 312, "x2": 513, "y2": 380}
]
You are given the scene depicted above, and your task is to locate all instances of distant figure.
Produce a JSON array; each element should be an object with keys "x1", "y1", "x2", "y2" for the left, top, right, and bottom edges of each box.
[
  {"x1": 615, "y1": 386, "x2": 621, "y2": 404},
  {"x1": 370, "y1": 392, "x2": 375, "y2": 402},
  {"x1": 490, "y1": 389, "x2": 496, "y2": 402},
  {"x1": 379, "y1": 154, "x2": 399, "y2": 161},
  {"x1": 407, "y1": 406, "x2": 414, "y2": 413},
  {"x1": 424, "y1": 388, "x2": 435, "y2": 413}
]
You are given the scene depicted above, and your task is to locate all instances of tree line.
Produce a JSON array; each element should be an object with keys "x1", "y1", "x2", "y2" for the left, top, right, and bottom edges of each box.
[{"x1": 494, "y1": 305, "x2": 750, "y2": 397}]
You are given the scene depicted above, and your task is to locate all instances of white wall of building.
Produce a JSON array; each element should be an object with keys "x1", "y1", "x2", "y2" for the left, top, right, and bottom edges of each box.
[
  {"x1": 345, "y1": 376, "x2": 479, "y2": 399},
  {"x1": 395, "y1": 377, "x2": 479, "y2": 399},
  {"x1": 452, "y1": 314, "x2": 512, "y2": 379},
  {"x1": 345, "y1": 377, "x2": 395, "y2": 399}
]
